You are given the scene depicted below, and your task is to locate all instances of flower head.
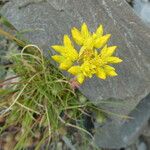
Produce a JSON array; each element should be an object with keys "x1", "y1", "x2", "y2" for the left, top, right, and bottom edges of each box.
[
  {"x1": 51, "y1": 23, "x2": 122, "y2": 84},
  {"x1": 71, "y1": 23, "x2": 111, "y2": 55},
  {"x1": 52, "y1": 35, "x2": 78, "y2": 70}
]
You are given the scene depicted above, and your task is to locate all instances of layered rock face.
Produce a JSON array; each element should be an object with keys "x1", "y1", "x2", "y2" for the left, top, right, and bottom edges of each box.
[{"x1": 1, "y1": 0, "x2": 150, "y2": 148}]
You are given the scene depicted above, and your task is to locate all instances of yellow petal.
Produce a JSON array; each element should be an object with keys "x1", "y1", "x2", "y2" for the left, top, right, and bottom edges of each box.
[
  {"x1": 104, "y1": 65, "x2": 115, "y2": 71},
  {"x1": 52, "y1": 55, "x2": 65, "y2": 63},
  {"x1": 96, "y1": 68, "x2": 106, "y2": 79},
  {"x1": 71, "y1": 27, "x2": 84, "y2": 45},
  {"x1": 68, "y1": 66, "x2": 81, "y2": 75},
  {"x1": 94, "y1": 49, "x2": 98, "y2": 56},
  {"x1": 100, "y1": 45, "x2": 108, "y2": 56},
  {"x1": 51, "y1": 45, "x2": 65, "y2": 53},
  {"x1": 77, "y1": 73, "x2": 85, "y2": 84},
  {"x1": 106, "y1": 46, "x2": 117, "y2": 56},
  {"x1": 63, "y1": 35, "x2": 72, "y2": 47},
  {"x1": 79, "y1": 46, "x2": 86, "y2": 56},
  {"x1": 104, "y1": 65, "x2": 118, "y2": 76},
  {"x1": 67, "y1": 48, "x2": 79, "y2": 61},
  {"x1": 106, "y1": 57, "x2": 123, "y2": 64},
  {"x1": 100, "y1": 46, "x2": 117, "y2": 58},
  {"x1": 59, "y1": 59, "x2": 73, "y2": 70},
  {"x1": 94, "y1": 34, "x2": 111, "y2": 48},
  {"x1": 84, "y1": 37, "x2": 94, "y2": 49},
  {"x1": 92, "y1": 33, "x2": 97, "y2": 39},
  {"x1": 95, "y1": 24, "x2": 103, "y2": 37},
  {"x1": 81, "y1": 23, "x2": 90, "y2": 38},
  {"x1": 70, "y1": 48, "x2": 79, "y2": 61},
  {"x1": 106, "y1": 70, "x2": 118, "y2": 76}
]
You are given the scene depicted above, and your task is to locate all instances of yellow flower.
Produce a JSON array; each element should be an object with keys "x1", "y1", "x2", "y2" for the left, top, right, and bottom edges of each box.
[
  {"x1": 71, "y1": 23, "x2": 111, "y2": 56},
  {"x1": 52, "y1": 35, "x2": 78, "y2": 70},
  {"x1": 68, "y1": 44, "x2": 122, "y2": 83},
  {"x1": 51, "y1": 23, "x2": 123, "y2": 84},
  {"x1": 92, "y1": 45, "x2": 122, "y2": 79},
  {"x1": 68, "y1": 61, "x2": 96, "y2": 84}
]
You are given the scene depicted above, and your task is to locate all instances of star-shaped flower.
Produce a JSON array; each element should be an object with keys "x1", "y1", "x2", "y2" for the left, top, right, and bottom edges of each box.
[
  {"x1": 51, "y1": 23, "x2": 123, "y2": 85},
  {"x1": 71, "y1": 23, "x2": 111, "y2": 56},
  {"x1": 52, "y1": 35, "x2": 78, "y2": 70},
  {"x1": 68, "y1": 45, "x2": 122, "y2": 84}
]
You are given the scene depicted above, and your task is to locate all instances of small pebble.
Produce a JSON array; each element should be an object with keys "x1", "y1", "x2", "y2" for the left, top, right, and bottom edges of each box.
[{"x1": 137, "y1": 142, "x2": 147, "y2": 150}]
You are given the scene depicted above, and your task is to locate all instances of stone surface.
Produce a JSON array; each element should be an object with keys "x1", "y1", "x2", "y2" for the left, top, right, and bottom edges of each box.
[
  {"x1": 94, "y1": 94, "x2": 150, "y2": 149},
  {"x1": 142, "y1": 120, "x2": 150, "y2": 150},
  {"x1": 137, "y1": 142, "x2": 147, "y2": 150},
  {"x1": 1, "y1": 0, "x2": 150, "y2": 148},
  {"x1": 133, "y1": 0, "x2": 150, "y2": 25},
  {"x1": 1, "y1": 0, "x2": 150, "y2": 116}
]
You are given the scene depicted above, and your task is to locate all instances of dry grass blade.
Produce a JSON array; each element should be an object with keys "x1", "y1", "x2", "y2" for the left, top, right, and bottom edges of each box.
[{"x1": 0, "y1": 27, "x2": 25, "y2": 47}]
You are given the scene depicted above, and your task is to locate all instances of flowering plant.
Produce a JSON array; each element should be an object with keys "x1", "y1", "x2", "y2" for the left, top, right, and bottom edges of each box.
[{"x1": 52, "y1": 23, "x2": 122, "y2": 84}]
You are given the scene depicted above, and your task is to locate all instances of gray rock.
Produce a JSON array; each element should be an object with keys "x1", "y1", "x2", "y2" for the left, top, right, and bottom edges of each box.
[
  {"x1": 1, "y1": 0, "x2": 150, "y2": 148},
  {"x1": 133, "y1": 0, "x2": 150, "y2": 25},
  {"x1": 1, "y1": 0, "x2": 150, "y2": 116},
  {"x1": 94, "y1": 94, "x2": 150, "y2": 149},
  {"x1": 137, "y1": 142, "x2": 147, "y2": 150},
  {"x1": 142, "y1": 121, "x2": 150, "y2": 137}
]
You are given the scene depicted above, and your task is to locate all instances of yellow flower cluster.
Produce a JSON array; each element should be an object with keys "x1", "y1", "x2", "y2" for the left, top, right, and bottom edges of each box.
[{"x1": 52, "y1": 23, "x2": 122, "y2": 84}]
